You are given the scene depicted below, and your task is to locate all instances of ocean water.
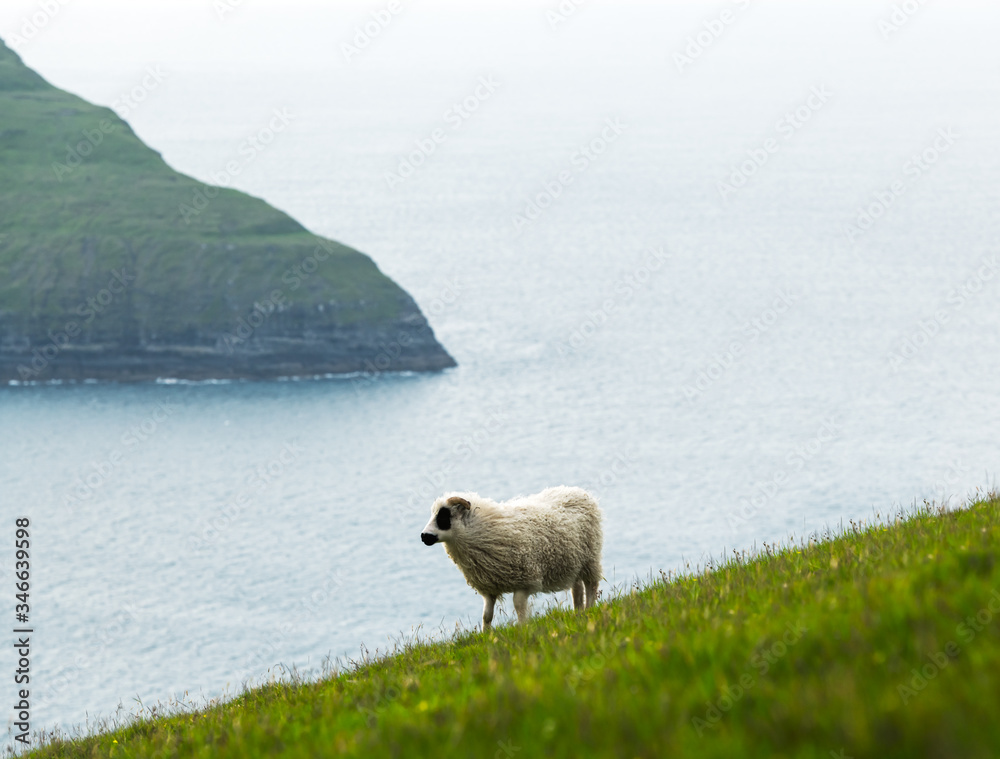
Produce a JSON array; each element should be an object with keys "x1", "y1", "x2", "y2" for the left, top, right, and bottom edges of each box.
[{"x1": 2, "y1": 0, "x2": 999, "y2": 738}]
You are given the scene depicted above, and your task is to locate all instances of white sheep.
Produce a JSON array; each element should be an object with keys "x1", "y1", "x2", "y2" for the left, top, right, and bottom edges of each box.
[{"x1": 420, "y1": 486, "x2": 603, "y2": 628}]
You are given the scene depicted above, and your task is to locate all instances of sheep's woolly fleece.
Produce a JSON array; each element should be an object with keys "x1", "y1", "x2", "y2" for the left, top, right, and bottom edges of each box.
[{"x1": 425, "y1": 486, "x2": 603, "y2": 599}]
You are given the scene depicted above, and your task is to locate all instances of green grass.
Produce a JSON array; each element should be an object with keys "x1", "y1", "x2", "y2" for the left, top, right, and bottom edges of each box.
[
  {"x1": 0, "y1": 36, "x2": 411, "y2": 347},
  {"x1": 18, "y1": 492, "x2": 1000, "y2": 758}
]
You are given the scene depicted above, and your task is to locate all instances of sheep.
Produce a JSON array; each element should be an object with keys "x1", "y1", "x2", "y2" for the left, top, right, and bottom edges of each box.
[{"x1": 419, "y1": 486, "x2": 603, "y2": 629}]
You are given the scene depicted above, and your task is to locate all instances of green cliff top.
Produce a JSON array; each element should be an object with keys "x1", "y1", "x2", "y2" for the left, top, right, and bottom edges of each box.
[{"x1": 0, "y1": 37, "x2": 438, "y2": 359}]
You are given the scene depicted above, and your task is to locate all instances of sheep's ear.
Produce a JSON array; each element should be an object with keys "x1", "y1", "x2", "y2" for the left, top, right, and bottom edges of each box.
[{"x1": 447, "y1": 496, "x2": 471, "y2": 511}]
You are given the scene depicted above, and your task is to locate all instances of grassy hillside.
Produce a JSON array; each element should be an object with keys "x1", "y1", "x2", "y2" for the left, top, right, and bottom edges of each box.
[
  {"x1": 0, "y1": 38, "x2": 453, "y2": 378},
  {"x1": 18, "y1": 492, "x2": 1000, "y2": 758}
]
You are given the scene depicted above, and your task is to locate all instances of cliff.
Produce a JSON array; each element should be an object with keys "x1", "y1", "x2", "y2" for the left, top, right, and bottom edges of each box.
[{"x1": 0, "y1": 38, "x2": 455, "y2": 382}]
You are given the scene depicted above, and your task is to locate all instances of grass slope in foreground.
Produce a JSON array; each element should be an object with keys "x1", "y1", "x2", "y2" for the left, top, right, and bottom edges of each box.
[
  {"x1": 21, "y1": 493, "x2": 1000, "y2": 758},
  {"x1": 0, "y1": 38, "x2": 454, "y2": 382}
]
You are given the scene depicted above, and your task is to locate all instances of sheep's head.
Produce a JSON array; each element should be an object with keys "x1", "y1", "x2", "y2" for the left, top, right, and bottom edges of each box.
[{"x1": 421, "y1": 495, "x2": 471, "y2": 546}]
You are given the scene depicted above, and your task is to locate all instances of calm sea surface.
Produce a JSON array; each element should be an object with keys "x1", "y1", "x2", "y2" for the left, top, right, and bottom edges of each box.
[{"x1": 2, "y1": 0, "x2": 999, "y2": 737}]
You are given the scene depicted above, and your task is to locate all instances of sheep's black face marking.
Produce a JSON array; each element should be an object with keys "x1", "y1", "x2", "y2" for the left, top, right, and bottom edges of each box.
[
  {"x1": 436, "y1": 507, "x2": 452, "y2": 531},
  {"x1": 421, "y1": 532, "x2": 438, "y2": 546}
]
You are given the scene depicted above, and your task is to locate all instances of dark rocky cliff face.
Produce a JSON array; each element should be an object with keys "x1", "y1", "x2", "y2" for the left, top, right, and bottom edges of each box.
[
  {"x1": 0, "y1": 306, "x2": 455, "y2": 382},
  {"x1": 0, "y1": 37, "x2": 455, "y2": 383}
]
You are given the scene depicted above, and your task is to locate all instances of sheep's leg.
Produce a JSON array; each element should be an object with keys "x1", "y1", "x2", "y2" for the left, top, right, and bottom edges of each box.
[
  {"x1": 481, "y1": 593, "x2": 497, "y2": 630},
  {"x1": 513, "y1": 590, "x2": 530, "y2": 624},
  {"x1": 584, "y1": 578, "x2": 599, "y2": 609},
  {"x1": 572, "y1": 579, "x2": 585, "y2": 610}
]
